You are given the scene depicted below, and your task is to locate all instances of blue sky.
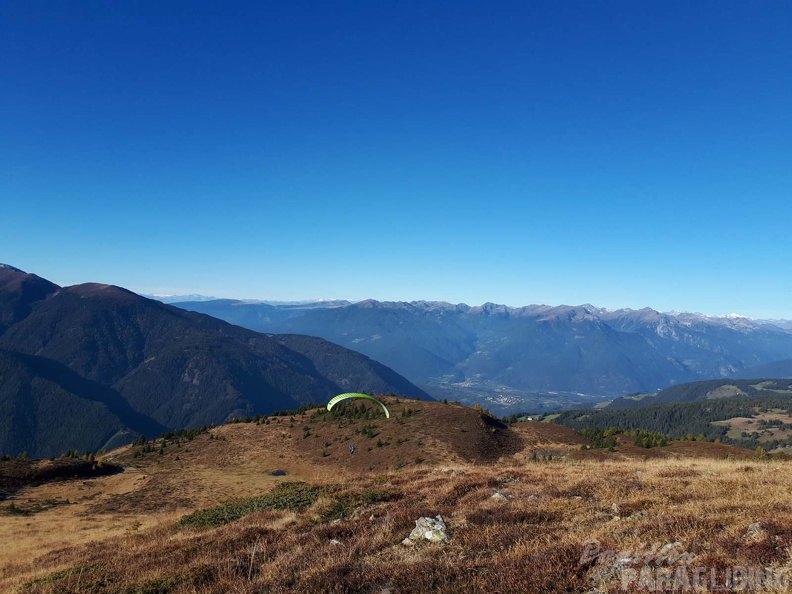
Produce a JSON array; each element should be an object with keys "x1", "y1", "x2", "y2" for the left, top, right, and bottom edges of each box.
[{"x1": 2, "y1": 1, "x2": 791, "y2": 317}]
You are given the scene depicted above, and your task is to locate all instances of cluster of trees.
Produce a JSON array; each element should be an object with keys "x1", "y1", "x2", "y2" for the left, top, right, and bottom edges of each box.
[
  {"x1": 556, "y1": 394, "x2": 792, "y2": 450},
  {"x1": 355, "y1": 424, "x2": 380, "y2": 438},
  {"x1": 473, "y1": 403, "x2": 494, "y2": 417},
  {"x1": 60, "y1": 449, "x2": 97, "y2": 460},
  {"x1": 757, "y1": 418, "x2": 792, "y2": 430},
  {"x1": 627, "y1": 429, "x2": 669, "y2": 448},
  {"x1": 579, "y1": 428, "x2": 670, "y2": 450},
  {"x1": 271, "y1": 403, "x2": 326, "y2": 417},
  {"x1": 131, "y1": 426, "x2": 214, "y2": 459},
  {"x1": 0, "y1": 453, "x2": 24, "y2": 461},
  {"x1": 579, "y1": 428, "x2": 620, "y2": 450}
]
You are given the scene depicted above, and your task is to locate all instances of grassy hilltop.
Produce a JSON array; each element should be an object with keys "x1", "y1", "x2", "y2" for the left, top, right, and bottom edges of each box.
[{"x1": 1, "y1": 397, "x2": 790, "y2": 594}]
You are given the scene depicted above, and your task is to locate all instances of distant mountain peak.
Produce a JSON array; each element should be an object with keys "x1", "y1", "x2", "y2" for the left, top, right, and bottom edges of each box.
[
  {"x1": 353, "y1": 299, "x2": 412, "y2": 310},
  {"x1": 0, "y1": 264, "x2": 25, "y2": 273},
  {"x1": 144, "y1": 294, "x2": 218, "y2": 304}
]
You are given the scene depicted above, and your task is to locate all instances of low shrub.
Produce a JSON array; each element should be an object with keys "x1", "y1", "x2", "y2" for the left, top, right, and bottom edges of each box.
[{"x1": 179, "y1": 482, "x2": 320, "y2": 528}]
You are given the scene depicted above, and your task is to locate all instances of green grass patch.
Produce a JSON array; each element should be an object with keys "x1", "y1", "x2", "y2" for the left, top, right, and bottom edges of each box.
[
  {"x1": 318, "y1": 488, "x2": 398, "y2": 522},
  {"x1": 122, "y1": 565, "x2": 217, "y2": 594},
  {"x1": 21, "y1": 563, "x2": 108, "y2": 592},
  {"x1": 179, "y1": 482, "x2": 321, "y2": 529}
]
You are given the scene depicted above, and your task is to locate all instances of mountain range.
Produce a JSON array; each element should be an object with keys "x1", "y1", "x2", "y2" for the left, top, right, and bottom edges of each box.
[
  {"x1": 171, "y1": 298, "x2": 792, "y2": 413},
  {"x1": 0, "y1": 265, "x2": 429, "y2": 457}
]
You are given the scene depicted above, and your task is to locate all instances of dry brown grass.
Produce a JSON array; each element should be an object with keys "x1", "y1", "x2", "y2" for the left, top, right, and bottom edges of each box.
[
  {"x1": 4, "y1": 457, "x2": 792, "y2": 593},
  {"x1": 3, "y1": 400, "x2": 791, "y2": 593}
]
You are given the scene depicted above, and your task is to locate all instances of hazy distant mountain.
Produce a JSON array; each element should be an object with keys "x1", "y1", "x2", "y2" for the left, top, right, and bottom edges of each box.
[
  {"x1": 148, "y1": 293, "x2": 352, "y2": 306},
  {"x1": 144, "y1": 293, "x2": 218, "y2": 303},
  {"x1": 603, "y1": 378, "x2": 792, "y2": 409},
  {"x1": 759, "y1": 319, "x2": 792, "y2": 331},
  {"x1": 0, "y1": 266, "x2": 429, "y2": 456},
  {"x1": 171, "y1": 299, "x2": 351, "y2": 330},
  {"x1": 174, "y1": 299, "x2": 792, "y2": 413},
  {"x1": 736, "y1": 359, "x2": 792, "y2": 379}
]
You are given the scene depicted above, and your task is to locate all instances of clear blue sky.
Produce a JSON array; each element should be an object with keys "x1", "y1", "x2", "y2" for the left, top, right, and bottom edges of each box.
[{"x1": 3, "y1": 1, "x2": 791, "y2": 317}]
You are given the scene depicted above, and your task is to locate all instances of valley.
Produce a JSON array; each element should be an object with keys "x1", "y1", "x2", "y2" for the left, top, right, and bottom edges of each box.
[{"x1": 173, "y1": 299, "x2": 792, "y2": 414}]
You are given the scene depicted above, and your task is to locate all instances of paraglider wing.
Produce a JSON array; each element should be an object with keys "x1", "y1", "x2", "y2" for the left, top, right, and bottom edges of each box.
[{"x1": 326, "y1": 393, "x2": 390, "y2": 418}]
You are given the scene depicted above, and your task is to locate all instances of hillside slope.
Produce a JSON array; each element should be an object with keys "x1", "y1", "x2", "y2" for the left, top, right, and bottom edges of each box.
[
  {"x1": 0, "y1": 348, "x2": 166, "y2": 457},
  {"x1": 605, "y1": 378, "x2": 792, "y2": 409},
  {"x1": 0, "y1": 398, "x2": 770, "y2": 594},
  {"x1": 0, "y1": 264, "x2": 58, "y2": 333},
  {"x1": 0, "y1": 266, "x2": 430, "y2": 456}
]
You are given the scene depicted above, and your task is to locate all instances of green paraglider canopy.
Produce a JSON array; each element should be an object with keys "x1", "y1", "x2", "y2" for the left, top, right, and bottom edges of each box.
[{"x1": 326, "y1": 393, "x2": 390, "y2": 418}]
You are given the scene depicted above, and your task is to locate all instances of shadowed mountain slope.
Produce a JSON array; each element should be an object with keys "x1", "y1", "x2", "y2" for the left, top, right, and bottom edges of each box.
[
  {"x1": 0, "y1": 264, "x2": 59, "y2": 334},
  {"x1": 0, "y1": 266, "x2": 430, "y2": 456}
]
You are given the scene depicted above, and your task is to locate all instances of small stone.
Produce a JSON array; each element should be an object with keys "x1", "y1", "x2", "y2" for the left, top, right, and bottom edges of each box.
[
  {"x1": 745, "y1": 522, "x2": 767, "y2": 542},
  {"x1": 491, "y1": 491, "x2": 510, "y2": 501},
  {"x1": 330, "y1": 539, "x2": 342, "y2": 546},
  {"x1": 405, "y1": 515, "x2": 449, "y2": 544}
]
